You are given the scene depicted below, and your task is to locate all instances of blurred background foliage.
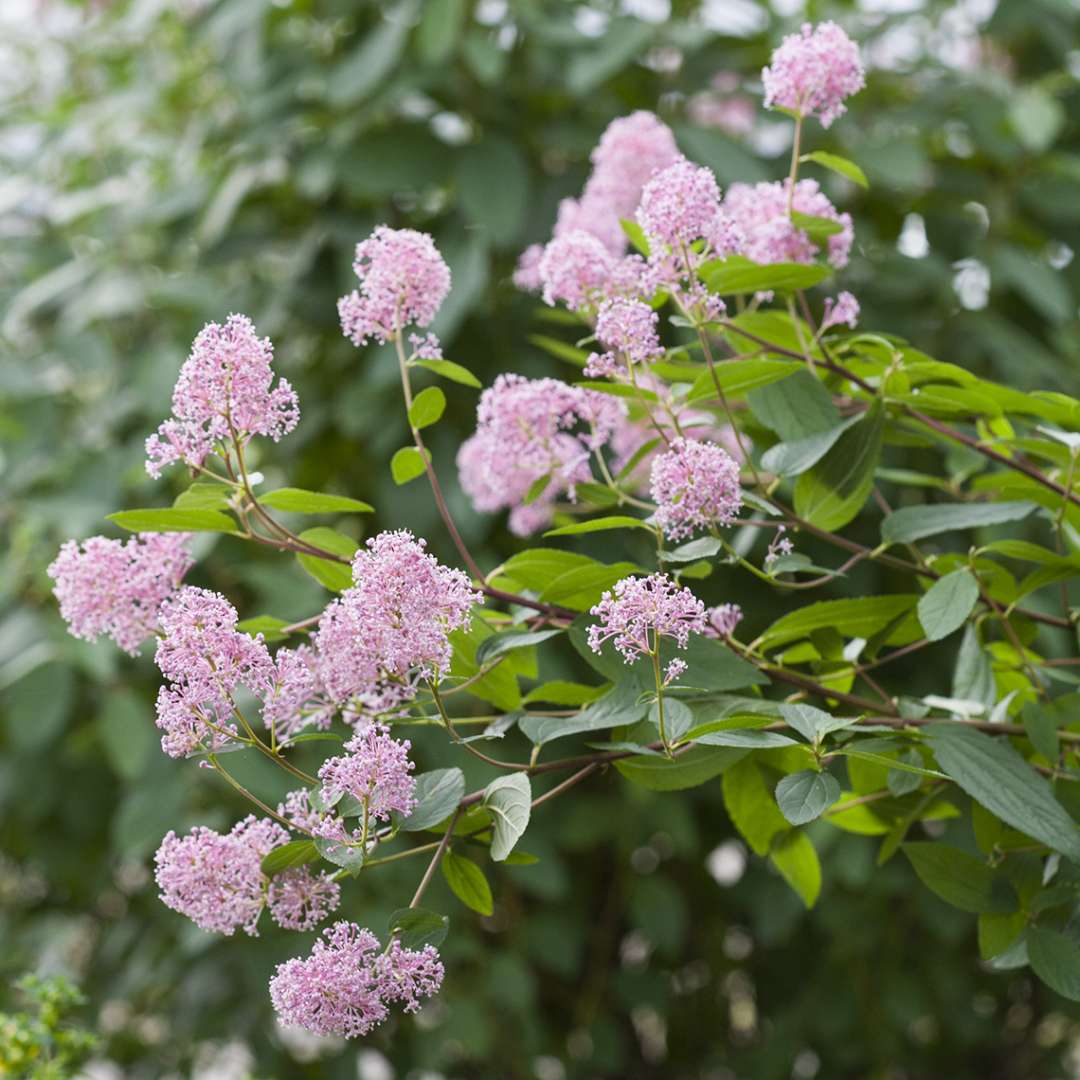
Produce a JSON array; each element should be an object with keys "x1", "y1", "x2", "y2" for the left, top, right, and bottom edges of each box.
[{"x1": 3, "y1": 0, "x2": 1080, "y2": 1076}]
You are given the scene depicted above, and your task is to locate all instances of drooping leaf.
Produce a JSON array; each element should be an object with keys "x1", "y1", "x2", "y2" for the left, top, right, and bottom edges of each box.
[
  {"x1": 408, "y1": 386, "x2": 447, "y2": 429},
  {"x1": 801, "y1": 150, "x2": 869, "y2": 188},
  {"x1": 441, "y1": 850, "x2": 494, "y2": 916},
  {"x1": 760, "y1": 414, "x2": 864, "y2": 477},
  {"x1": 483, "y1": 773, "x2": 531, "y2": 861},
  {"x1": 903, "y1": 842, "x2": 1016, "y2": 913},
  {"x1": 391, "y1": 445, "x2": 430, "y2": 485},
  {"x1": 401, "y1": 768, "x2": 466, "y2": 832},
  {"x1": 770, "y1": 830, "x2": 821, "y2": 908},
  {"x1": 295, "y1": 527, "x2": 359, "y2": 592}
]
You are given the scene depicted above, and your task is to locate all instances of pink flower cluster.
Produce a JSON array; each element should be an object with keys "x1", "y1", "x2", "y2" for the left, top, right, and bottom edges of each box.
[
  {"x1": 154, "y1": 586, "x2": 274, "y2": 758},
  {"x1": 584, "y1": 297, "x2": 664, "y2": 379},
  {"x1": 588, "y1": 573, "x2": 707, "y2": 678},
  {"x1": 650, "y1": 438, "x2": 743, "y2": 540},
  {"x1": 154, "y1": 816, "x2": 339, "y2": 936},
  {"x1": 318, "y1": 723, "x2": 417, "y2": 823},
  {"x1": 270, "y1": 921, "x2": 444, "y2": 1038},
  {"x1": 637, "y1": 158, "x2": 729, "y2": 252},
  {"x1": 821, "y1": 290, "x2": 860, "y2": 331},
  {"x1": 704, "y1": 603, "x2": 743, "y2": 639},
  {"x1": 313, "y1": 531, "x2": 479, "y2": 716},
  {"x1": 337, "y1": 227, "x2": 451, "y2": 349},
  {"x1": 47, "y1": 532, "x2": 193, "y2": 655},
  {"x1": 762, "y1": 21, "x2": 865, "y2": 129},
  {"x1": 722, "y1": 179, "x2": 853, "y2": 268},
  {"x1": 457, "y1": 374, "x2": 624, "y2": 536},
  {"x1": 145, "y1": 314, "x2": 299, "y2": 478}
]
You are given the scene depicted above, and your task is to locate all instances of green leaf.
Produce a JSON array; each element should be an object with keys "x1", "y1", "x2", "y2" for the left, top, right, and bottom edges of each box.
[
  {"x1": 408, "y1": 386, "x2": 447, "y2": 430},
  {"x1": 800, "y1": 150, "x2": 869, "y2": 188},
  {"x1": 527, "y1": 334, "x2": 590, "y2": 367},
  {"x1": 759, "y1": 595, "x2": 919, "y2": 651},
  {"x1": 776, "y1": 770, "x2": 842, "y2": 825},
  {"x1": 521, "y1": 681, "x2": 608, "y2": 707},
  {"x1": 173, "y1": 480, "x2": 231, "y2": 511},
  {"x1": 722, "y1": 756, "x2": 792, "y2": 855},
  {"x1": 1028, "y1": 928, "x2": 1080, "y2": 1002},
  {"x1": 328, "y1": 2, "x2": 412, "y2": 106},
  {"x1": 1023, "y1": 703, "x2": 1059, "y2": 762},
  {"x1": 401, "y1": 768, "x2": 466, "y2": 832},
  {"x1": 903, "y1": 842, "x2": 1016, "y2": 913},
  {"x1": 917, "y1": 569, "x2": 980, "y2": 642},
  {"x1": 925, "y1": 724, "x2": 1080, "y2": 862},
  {"x1": 391, "y1": 446, "x2": 430, "y2": 485},
  {"x1": 413, "y1": 357, "x2": 482, "y2": 388},
  {"x1": 686, "y1": 358, "x2": 802, "y2": 403},
  {"x1": 388, "y1": 907, "x2": 449, "y2": 950},
  {"x1": 881, "y1": 501, "x2": 1038, "y2": 546},
  {"x1": 770, "y1": 830, "x2": 821, "y2": 908},
  {"x1": 539, "y1": 560, "x2": 640, "y2": 611},
  {"x1": 107, "y1": 508, "x2": 239, "y2": 534},
  {"x1": 456, "y1": 135, "x2": 530, "y2": 246},
  {"x1": 574, "y1": 381, "x2": 659, "y2": 401},
  {"x1": 790, "y1": 210, "x2": 844, "y2": 244},
  {"x1": 497, "y1": 548, "x2": 596, "y2": 592},
  {"x1": 700, "y1": 256, "x2": 831, "y2": 295},
  {"x1": 760, "y1": 414, "x2": 863, "y2": 477},
  {"x1": 693, "y1": 729, "x2": 797, "y2": 749},
  {"x1": 620, "y1": 217, "x2": 650, "y2": 256},
  {"x1": 615, "y1": 746, "x2": 747, "y2": 791},
  {"x1": 661, "y1": 537, "x2": 724, "y2": 563},
  {"x1": 260, "y1": 840, "x2": 319, "y2": 877},
  {"x1": 483, "y1": 773, "x2": 531, "y2": 861},
  {"x1": 313, "y1": 838, "x2": 365, "y2": 874},
  {"x1": 952, "y1": 625, "x2": 996, "y2": 708},
  {"x1": 235, "y1": 615, "x2": 291, "y2": 642},
  {"x1": 794, "y1": 400, "x2": 884, "y2": 531},
  {"x1": 748, "y1": 368, "x2": 839, "y2": 441},
  {"x1": 416, "y1": 0, "x2": 464, "y2": 64},
  {"x1": 779, "y1": 703, "x2": 860, "y2": 746},
  {"x1": 544, "y1": 515, "x2": 653, "y2": 537},
  {"x1": 441, "y1": 850, "x2": 494, "y2": 916},
  {"x1": 519, "y1": 677, "x2": 647, "y2": 746},
  {"x1": 260, "y1": 488, "x2": 373, "y2": 514},
  {"x1": 475, "y1": 628, "x2": 563, "y2": 666},
  {"x1": 295, "y1": 527, "x2": 359, "y2": 592}
]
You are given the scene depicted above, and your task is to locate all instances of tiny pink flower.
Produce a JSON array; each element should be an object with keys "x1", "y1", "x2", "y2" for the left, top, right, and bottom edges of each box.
[
  {"x1": 762, "y1": 21, "x2": 865, "y2": 129},
  {"x1": 317, "y1": 723, "x2": 417, "y2": 823},
  {"x1": 821, "y1": 290, "x2": 860, "y2": 331},
  {"x1": 537, "y1": 230, "x2": 617, "y2": 310},
  {"x1": 267, "y1": 866, "x2": 342, "y2": 932},
  {"x1": 584, "y1": 297, "x2": 664, "y2": 379},
  {"x1": 704, "y1": 603, "x2": 743, "y2": 639}
]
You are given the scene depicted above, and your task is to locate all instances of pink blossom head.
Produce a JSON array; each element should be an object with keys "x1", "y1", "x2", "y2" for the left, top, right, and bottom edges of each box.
[
  {"x1": 587, "y1": 573, "x2": 707, "y2": 664},
  {"x1": 262, "y1": 645, "x2": 333, "y2": 745},
  {"x1": 538, "y1": 231, "x2": 617, "y2": 310},
  {"x1": 457, "y1": 374, "x2": 625, "y2": 536},
  {"x1": 762, "y1": 21, "x2": 865, "y2": 129},
  {"x1": 637, "y1": 158, "x2": 725, "y2": 251},
  {"x1": 269, "y1": 921, "x2": 444, "y2": 1038},
  {"x1": 154, "y1": 815, "x2": 288, "y2": 936},
  {"x1": 821, "y1": 290, "x2": 860, "y2": 331},
  {"x1": 585, "y1": 111, "x2": 680, "y2": 218},
  {"x1": 513, "y1": 243, "x2": 545, "y2": 291},
  {"x1": 650, "y1": 437, "x2": 743, "y2": 540},
  {"x1": 585, "y1": 298, "x2": 664, "y2": 379},
  {"x1": 267, "y1": 866, "x2": 342, "y2": 932},
  {"x1": 704, "y1": 603, "x2": 743, "y2": 639},
  {"x1": 317, "y1": 722, "x2": 417, "y2": 822},
  {"x1": 337, "y1": 227, "x2": 451, "y2": 348},
  {"x1": 145, "y1": 314, "x2": 299, "y2": 477},
  {"x1": 47, "y1": 532, "x2": 193, "y2": 655},
  {"x1": 722, "y1": 179, "x2": 852, "y2": 268}
]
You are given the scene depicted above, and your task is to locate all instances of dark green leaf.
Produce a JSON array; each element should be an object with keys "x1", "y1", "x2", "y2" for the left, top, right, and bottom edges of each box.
[
  {"x1": 615, "y1": 746, "x2": 747, "y2": 791},
  {"x1": 475, "y1": 628, "x2": 563, "y2": 666},
  {"x1": 388, "y1": 907, "x2": 449, "y2": 950},
  {"x1": 776, "y1": 770, "x2": 842, "y2": 825},
  {"x1": 881, "y1": 501, "x2": 1038, "y2": 546},
  {"x1": 1028, "y1": 928, "x2": 1080, "y2": 1002},
  {"x1": 903, "y1": 842, "x2": 1016, "y2": 913},
  {"x1": 441, "y1": 850, "x2": 494, "y2": 916},
  {"x1": 261, "y1": 840, "x2": 319, "y2": 877},
  {"x1": 401, "y1": 768, "x2": 466, "y2": 831}
]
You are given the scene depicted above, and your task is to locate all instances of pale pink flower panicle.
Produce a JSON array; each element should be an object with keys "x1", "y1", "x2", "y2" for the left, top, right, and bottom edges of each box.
[
  {"x1": 154, "y1": 816, "x2": 285, "y2": 936},
  {"x1": 153, "y1": 586, "x2": 274, "y2": 758},
  {"x1": 262, "y1": 644, "x2": 334, "y2": 745},
  {"x1": 762, "y1": 21, "x2": 865, "y2": 129},
  {"x1": 317, "y1": 722, "x2": 417, "y2": 823},
  {"x1": 313, "y1": 531, "x2": 479, "y2": 717},
  {"x1": 269, "y1": 921, "x2": 444, "y2": 1038},
  {"x1": 267, "y1": 867, "x2": 343, "y2": 932},
  {"x1": 337, "y1": 226, "x2": 451, "y2": 348},
  {"x1": 650, "y1": 437, "x2": 743, "y2": 541},
  {"x1": 821, "y1": 290, "x2": 860, "y2": 332},
  {"x1": 587, "y1": 573, "x2": 707, "y2": 669},
  {"x1": 537, "y1": 230, "x2": 617, "y2": 310},
  {"x1": 47, "y1": 532, "x2": 194, "y2": 655},
  {"x1": 722, "y1": 178, "x2": 853, "y2": 268},
  {"x1": 145, "y1": 314, "x2": 299, "y2": 478},
  {"x1": 704, "y1": 603, "x2": 743, "y2": 639},
  {"x1": 637, "y1": 158, "x2": 727, "y2": 251},
  {"x1": 584, "y1": 297, "x2": 664, "y2": 379},
  {"x1": 457, "y1": 374, "x2": 625, "y2": 536}
]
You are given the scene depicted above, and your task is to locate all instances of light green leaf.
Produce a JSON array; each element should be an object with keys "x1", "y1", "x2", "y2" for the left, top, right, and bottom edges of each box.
[
  {"x1": 173, "y1": 480, "x2": 231, "y2": 511},
  {"x1": 917, "y1": 568, "x2": 980, "y2": 642},
  {"x1": 295, "y1": 527, "x2": 358, "y2": 592},
  {"x1": 441, "y1": 850, "x2": 494, "y2": 916},
  {"x1": 722, "y1": 756, "x2": 791, "y2": 855},
  {"x1": 759, "y1": 595, "x2": 919, "y2": 651},
  {"x1": 881, "y1": 501, "x2": 1038, "y2": 546},
  {"x1": 408, "y1": 386, "x2": 447, "y2": 430},
  {"x1": 800, "y1": 150, "x2": 869, "y2": 188},
  {"x1": 620, "y1": 217, "x2": 650, "y2": 256},
  {"x1": 401, "y1": 768, "x2": 466, "y2": 832},
  {"x1": 903, "y1": 842, "x2": 1016, "y2": 914},
  {"x1": 413, "y1": 357, "x2": 482, "y2": 388},
  {"x1": 925, "y1": 724, "x2": 1080, "y2": 862},
  {"x1": 391, "y1": 446, "x2": 430, "y2": 485},
  {"x1": 770, "y1": 830, "x2": 821, "y2": 908},
  {"x1": 776, "y1": 770, "x2": 842, "y2": 825},
  {"x1": 235, "y1": 615, "x2": 291, "y2": 642},
  {"x1": 260, "y1": 488, "x2": 373, "y2": 514},
  {"x1": 107, "y1": 508, "x2": 239, "y2": 534},
  {"x1": 701, "y1": 256, "x2": 831, "y2": 295},
  {"x1": 790, "y1": 210, "x2": 844, "y2": 244},
  {"x1": 527, "y1": 334, "x2": 590, "y2": 367},
  {"x1": 483, "y1": 773, "x2": 531, "y2": 861},
  {"x1": 544, "y1": 515, "x2": 652, "y2": 537},
  {"x1": 693, "y1": 729, "x2": 797, "y2": 749}
]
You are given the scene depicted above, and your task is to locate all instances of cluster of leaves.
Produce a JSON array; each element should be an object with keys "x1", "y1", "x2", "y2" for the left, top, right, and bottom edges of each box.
[
  {"x1": 5, "y1": 1, "x2": 1080, "y2": 1077},
  {"x1": 0, "y1": 975, "x2": 98, "y2": 1079}
]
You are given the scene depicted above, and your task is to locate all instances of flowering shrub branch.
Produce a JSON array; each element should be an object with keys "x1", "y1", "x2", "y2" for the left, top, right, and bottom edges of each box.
[{"x1": 48, "y1": 19, "x2": 1080, "y2": 1036}]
